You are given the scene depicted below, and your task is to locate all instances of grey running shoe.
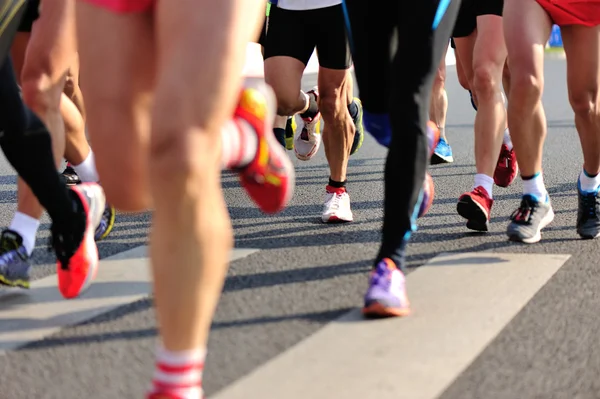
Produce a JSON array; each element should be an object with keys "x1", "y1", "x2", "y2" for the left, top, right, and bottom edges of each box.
[
  {"x1": 507, "y1": 194, "x2": 554, "y2": 244},
  {"x1": 577, "y1": 187, "x2": 600, "y2": 239},
  {"x1": 0, "y1": 229, "x2": 31, "y2": 288}
]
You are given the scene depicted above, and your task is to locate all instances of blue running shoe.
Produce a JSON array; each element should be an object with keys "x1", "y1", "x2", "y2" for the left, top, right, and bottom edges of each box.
[
  {"x1": 363, "y1": 258, "x2": 410, "y2": 318},
  {"x1": 431, "y1": 137, "x2": 454, "y2": 165},
  {"x1": 0, "y1": 229, "x2": 31, "y2": 288}
]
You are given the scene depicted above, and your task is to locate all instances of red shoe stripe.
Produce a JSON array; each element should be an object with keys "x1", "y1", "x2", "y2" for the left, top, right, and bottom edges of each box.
[{"x1": 157, "y1": 362, "x2": 204, "y2": 373}]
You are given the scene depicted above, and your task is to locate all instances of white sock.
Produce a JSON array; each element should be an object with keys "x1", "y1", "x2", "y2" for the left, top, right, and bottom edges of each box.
[
  {"x1": 503, "y1": 128, "x2": 513, "y2": 151},
  {"x1": 9, "y1": 212, "x2": 40, "y2": 256},
  {"x1": 523, "y1": 173, "x2": 548, "y2": 202},
  {"x1": 579, "y1": 169, "x2": 600, "y2": 192},
  {"x1": 152, "y1": 346, "x2": 205, "y2": 399},
  {"x1": 71, "y1": 150, "x2": 100, "y2": 182},
  {"x1": 221, "y1": 119, "x2": 258, "y2": 170},
  {"x1": 473, "y1": 173, "x2": 494, "y2": 198}
]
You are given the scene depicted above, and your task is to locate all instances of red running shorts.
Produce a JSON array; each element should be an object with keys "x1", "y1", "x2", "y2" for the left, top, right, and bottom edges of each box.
[
  {"x1": 536, "y1": 0, "x2": 600, "y2": 26},
  {"x1": 79, "y1": 0, "x2": 154, "y2": 13}
]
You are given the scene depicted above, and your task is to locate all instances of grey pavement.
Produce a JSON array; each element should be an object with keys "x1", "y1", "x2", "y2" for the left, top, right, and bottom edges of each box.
[{"x1": 1, "y1": 57, "x2": 599, "y2": 399}]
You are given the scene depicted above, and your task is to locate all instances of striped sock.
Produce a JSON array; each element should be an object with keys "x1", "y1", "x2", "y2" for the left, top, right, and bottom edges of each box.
[
  {"x1": 150, "y1": 347, "x2": 205, "y2": 399},
  {"x1": 221, "y1": 118, "x2": 258, "y2": 170}
]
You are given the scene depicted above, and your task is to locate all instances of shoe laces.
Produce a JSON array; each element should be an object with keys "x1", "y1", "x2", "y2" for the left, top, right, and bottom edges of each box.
[
  {"x1": 581, "y1": 192, "x2": 599, "y2": 219},
  {"x1": 326, "y1": 191, "x2": 345, "y2": 211},
  {"x1": 511, "y1": 196, "x2": 538, "y2": 224},
  {"x1": 0, "y1": 236, "x2": 22, "y2": 263}
]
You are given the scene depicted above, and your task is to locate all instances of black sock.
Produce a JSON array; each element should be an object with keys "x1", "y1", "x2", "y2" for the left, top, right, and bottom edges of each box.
[
  {"x1": 347, "y1": 100, "x2": 359, "y2": 120},
  {"x1": 273, "y1": 128, "x2": 286, "y2": 148},
  {"x1": 328, "y1": 178, "x2": 347, "y2": 189},
  {"x1": 300, "y1": 91, "x2": 319, "y2": 120}
]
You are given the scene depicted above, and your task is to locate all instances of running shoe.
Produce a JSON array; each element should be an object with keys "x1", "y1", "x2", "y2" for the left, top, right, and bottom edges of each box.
[
  {"x1": 236, "y1": 81, "x2": 295, "y2": 214},
  {"x1": 62, "y1": 163, "x2": 81, "y2": 186},
  {"x1": 431, "y1": 137, "x2": 454, "y2": 164},
  {"x1": 507, "y1": 194, "x2": 554, "y2": 244},
  {"x1": 576, "y1": 181, "x2": 600, "y2": 239},
  {"x1": 363, "y1": 258, "x2": 410, "y2": 318},
  {"x1": 294, "y1": 87, "x2": 322, "y2": 160},
  {"x1": 0, "y1": 229, "x2": 30, "y2": 288},
  {"x1": 53, "y1": 182, "x2": 105, "y2": 299},
  {"x1": 457, "y1": 186, "x2": 493, "y2": 232},
  {"x1": 494, "y1": 144, "x2": 518, "y2": 188},
  {"x1": 94, "y1": 202, "x2": 116, "y2": 241},
  {"x1": 322, "y1": 186, "x2": 353, "y2": 223},
  {"x1": 350, "y1": 97, "x2": 364, "y2": 155},
  {"x1": 285, "y1": 116, "x2": 295, "y2": 151}
]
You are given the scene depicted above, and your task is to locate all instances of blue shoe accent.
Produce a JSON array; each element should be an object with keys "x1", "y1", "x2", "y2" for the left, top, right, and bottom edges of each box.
[{"x1": 431, "y1": 138, "x2": 454, "y2": 164}]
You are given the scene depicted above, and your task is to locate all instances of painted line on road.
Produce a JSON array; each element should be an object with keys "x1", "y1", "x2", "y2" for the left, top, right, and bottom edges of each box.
[
  {"x1": 0, "y1": 246, "x2": 259, "y2": 353},
  {"x1": 211, "y1": 252, "x2": 569, "y2": 399}
]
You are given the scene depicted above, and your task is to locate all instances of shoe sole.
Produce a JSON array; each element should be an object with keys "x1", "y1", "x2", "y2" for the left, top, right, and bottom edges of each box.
[
  {"x1": 362, "y1": 302, "x2": 411, "y2": 318},
  {"x1": 431, "y1": 153, "x2": 454, "y2": 165},
  {"x1": 457, "y1": 196, "x2": 489, "y2": 232},
  {"x1": 322, "y1": 215, "x2": 353, "y2": 224},
  {"x1": 0, "y1": 274, "x2": 29, "y2": 289}
]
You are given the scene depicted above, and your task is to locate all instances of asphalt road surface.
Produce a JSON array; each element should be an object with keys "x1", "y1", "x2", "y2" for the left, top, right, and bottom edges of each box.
[{"x1": 2, "y1": 56, "x2": 599, "y2": 399}]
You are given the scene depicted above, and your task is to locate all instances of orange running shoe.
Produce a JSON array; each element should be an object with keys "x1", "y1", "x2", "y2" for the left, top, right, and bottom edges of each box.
[
  {"x1": 54, "y1": 183, "x2": 105, "y2": 299},
  {"x1": 235, "y1": 81, "x2": 295, "y2": 214}
]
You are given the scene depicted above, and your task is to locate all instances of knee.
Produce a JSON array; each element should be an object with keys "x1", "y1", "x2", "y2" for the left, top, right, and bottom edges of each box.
[
  {"x1": 20, "y1": 74, "x2": 62, "y2": 116},
  {"x1": 318, "y1": 90, "x2": 343, "y2": 121},
  {"x1": 569, "y1": 89, "x2": 598, "y2": 117},
  {"x1": 472, "y1": 62, "x2": 502, "y2": 99},
  {"x1": 149, "y1": 121, "x2": 221, "y2": 194},
  {"x1": 510, "y1": 69, "x2": 543, "y2": 104}
]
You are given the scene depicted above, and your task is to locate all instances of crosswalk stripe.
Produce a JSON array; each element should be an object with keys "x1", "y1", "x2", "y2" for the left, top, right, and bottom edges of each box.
[
  {"x1": 211, "y1": 252, "x2": 569, "y2": 399},
  {"x1": 0, "y1": 246, "x2": 259, "y2": 353}
]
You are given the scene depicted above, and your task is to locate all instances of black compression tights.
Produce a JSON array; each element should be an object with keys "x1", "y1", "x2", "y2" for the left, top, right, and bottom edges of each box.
[
  {"x1": 0, "y1": 56, "x2": 77, "y2": 230},
  {"x1": 343, "y1": 0, "x2": 461, "y2": 268}
]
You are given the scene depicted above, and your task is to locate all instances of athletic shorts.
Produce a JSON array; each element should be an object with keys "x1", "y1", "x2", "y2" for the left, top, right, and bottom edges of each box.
[
  {"x1": 452, "y1": 0, "x2": 504, "y2": 38},
  {"x1": 263, "y1": 4, "x2": 352, "y2": 70},
  {"x1": 536, "y1": 0, "x2": 600, "y2": 26},
  {"x1": 17, "y1": 0, "x2": 39, "y2": 33},
  {"x1": 257, "y1": 13, "x2": 268, "y2": 47},
  {"x1": 78, "y1": 0, "x2": 154, "y2": 13}
]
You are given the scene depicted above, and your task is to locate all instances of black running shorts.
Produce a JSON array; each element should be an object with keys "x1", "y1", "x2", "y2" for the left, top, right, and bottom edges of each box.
[
  {"x1": 452, "y1": 0, "x2": 503, "y2": 38},
  {"x1": 264, "y1": 4, "x2": 352, "y2": 70},
  {"x1": 17, "y1": 0, "x2": 38, "y2": 33}
]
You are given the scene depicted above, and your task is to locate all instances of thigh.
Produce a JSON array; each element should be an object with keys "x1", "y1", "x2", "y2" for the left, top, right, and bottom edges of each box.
[
  {"x1": 314, "y1": 5, "x2": 352, "y2": 70},
  {"x1": 562, "y1": 25, "x2": 600, "y2": 100},
  {"x1": 76, "y1": 1, "x2": 154, "y2": 202},
  {"x1": 22, "y1": 0, "x2": 77, "y2": 85},
  {"x1": 153, "y1": 0, "x2": 264, "y2": 138},
  {"x1": 264, "y1": 6, "x2": 315, "y2": 66},
  {"x1": 503, "y1": 0, "x2": 551, "y2": 78},
  {"x1": 473, "y1": 14, "x2": 507, "y2": 70}
]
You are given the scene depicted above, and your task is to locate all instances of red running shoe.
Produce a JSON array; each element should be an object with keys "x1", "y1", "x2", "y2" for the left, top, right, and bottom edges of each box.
[
  {"x1": 235, "y1": 81, "x2": 295, "y2": 214},
  {"x1": 457, "y1": 186, "x2": 494, "y2": 232},
  {"x1": 494, "y1": 144, "x2": 518, "y2": 188}
]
